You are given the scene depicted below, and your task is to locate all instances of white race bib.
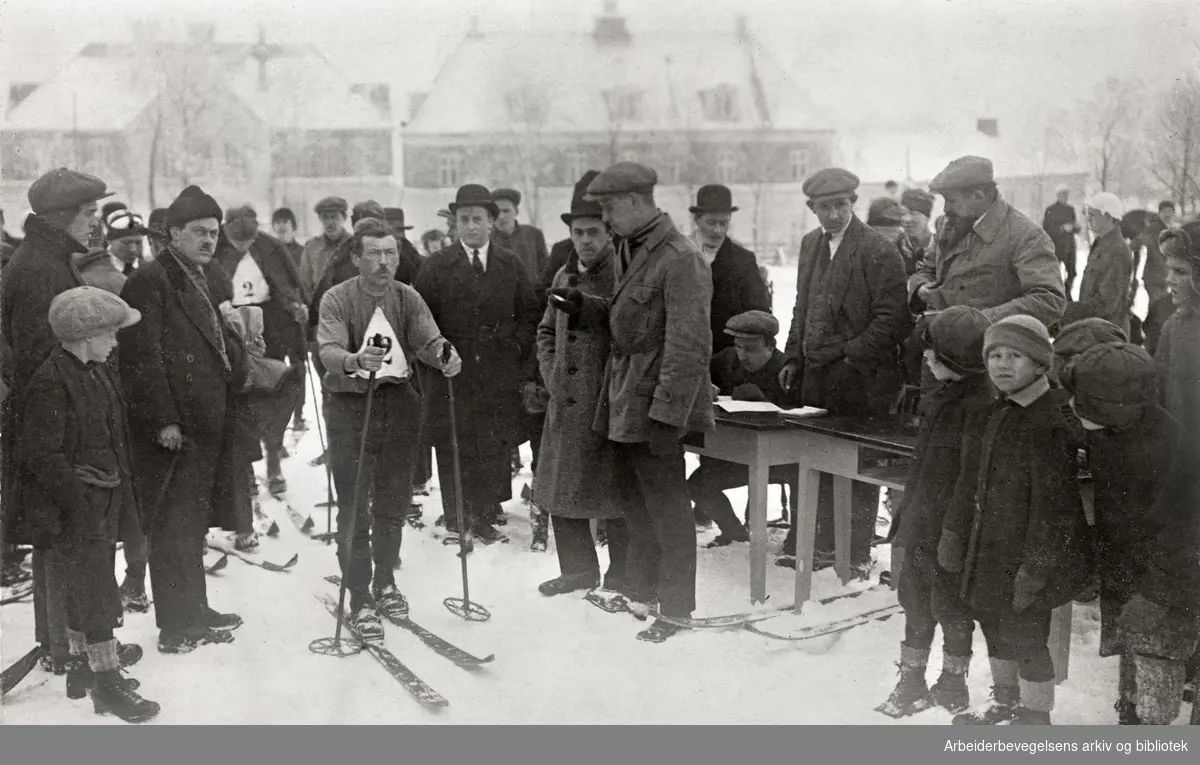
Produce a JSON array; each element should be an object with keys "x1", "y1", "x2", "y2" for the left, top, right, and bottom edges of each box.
[
  {"x1": 354, "y1": 306, "x2": 409, "y2": 382},
  {"x1": 231, "y1": 253, "x2": 271, "y2": 306}
]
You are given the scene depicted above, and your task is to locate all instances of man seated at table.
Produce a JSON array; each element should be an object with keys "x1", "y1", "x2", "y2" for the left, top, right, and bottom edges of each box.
[{"x1": 689, "y1": 310, "x2": 794, "y2": 547}]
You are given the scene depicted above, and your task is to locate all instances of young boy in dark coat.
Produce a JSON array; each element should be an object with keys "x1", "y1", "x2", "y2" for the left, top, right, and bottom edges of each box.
[
  {"x1": 20, "y1": 286, "x2": 160, "y2": 722},
  {"x1": 1062, "y1": 342, "x2": 1199, "y2": 725},
  {"x1": 877, "y1": 306, "x2": 993, "y2": 718},
  {"x1": 938, "y1": 314, "x2": 1093, "y2": 725}
]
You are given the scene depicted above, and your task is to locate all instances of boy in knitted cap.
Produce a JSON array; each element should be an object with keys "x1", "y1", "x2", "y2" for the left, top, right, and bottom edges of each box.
[
  {"x1": 877, "y1": 306, "x2": 992, "y2": 718},
  {"x1": 1062, "y1": 342, "x2": 1199, "y2": 724},
  {"x1": 938, "y1": 314, "x2": 1093, "y2": 725},
  {"x1": 19, "y1": 286, "x2": 160, "y2": 722}
]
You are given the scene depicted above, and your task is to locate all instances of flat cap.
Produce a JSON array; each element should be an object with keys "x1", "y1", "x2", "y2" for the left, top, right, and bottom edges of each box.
[
  {"x1": 492, "y1": 188, "x2": 522, "y2": 206},
  {"x1": 351, "y1": 200, "x2": 385, "y2": 225},
  {"x1": 867, "y1": 197, "x2": 906, "y2": 227},
  {"x1": 724, "y1": 310, "x2": 779, "y2": 340},
  {"x1": 314, "y1": 196, "x2": 348, "y2": 215},
  {"x1": 929, "y1": 156, "x2": 994, "y2": 193},
  {"x1": 584, "y1": 162, "x2": 658, "y2": 200},
  {"x1": 49, "y1": 285, "x2": 141, "y2": 342},
  {"x1": 900, "y1": 188, "x2": 934, "y2": 218},
  {"x1": 28, "y1": 168, "x2": 113, "y2": 215},
  {"x1": 1062, "y1": 342, "x2": 1156, "y2": 430},
  {"x1": 802, "y1": 168, "x2": 859, "y2": 200},
  {"x1": 166, "y1": 185, "x2": 222, "y2": 230}
]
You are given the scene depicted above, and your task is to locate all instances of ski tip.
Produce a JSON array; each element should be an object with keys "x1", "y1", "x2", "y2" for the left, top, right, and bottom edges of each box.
[
  {"x1": 301, "y1": 518, "x2": 315, "y2": 532},
  {"x1": 268, "y1": 522, "x2": 280, "y2": 537}
]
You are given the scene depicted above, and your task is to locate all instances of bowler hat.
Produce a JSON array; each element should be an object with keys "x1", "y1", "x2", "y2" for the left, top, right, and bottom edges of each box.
[
  {"x1": 382, "y1": 207, "x2": 414, "y2": 230},
  {"x1": 448, "y1": 184, "x2": 500, "y2": 218},
  {"x1": 689, "y1": 184, "x2": 738, "y2": 215},
  {"x1": 561, "y1": 170, "x2": 605, "y2": 226}
]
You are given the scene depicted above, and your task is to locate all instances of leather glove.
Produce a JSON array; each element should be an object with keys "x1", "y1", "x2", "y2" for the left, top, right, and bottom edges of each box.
[
  {"x1": 1011, "y1": 566, "x2": 1045, "y2": 613},
  {"x1": 548, "y1": 287, "x2": 583, "y2": 315},
  {"x1": 1118, "y1": 593, "x2": 1165, "y2": 634},
  {"x1": 731, "y1": 383, "x2": 767, "y2": 402},
  {"x1": 648, "y1": 420, "x2": 682, "y2": 456},
  {"x1": 937, "y1": 530, "x2": 965, "y2": 573}
]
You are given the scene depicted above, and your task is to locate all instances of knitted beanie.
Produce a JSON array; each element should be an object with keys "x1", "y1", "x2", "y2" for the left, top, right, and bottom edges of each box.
[
  {"x1": 982, "y1": 314, "x2": 1052, "y2": 370},
  {"x1": 1061, "y1": 342, "x2": 1156, "y2": 430}
]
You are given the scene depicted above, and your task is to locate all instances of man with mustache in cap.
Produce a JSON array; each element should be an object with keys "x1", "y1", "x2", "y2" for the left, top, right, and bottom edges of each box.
[
  {"x1": 118, "y1": 185, "x2": 245, "y2": 654},
  {"x1": 548, "y1": 162, "x2": 714, "y2": 643},
  {"x1": 3, "y1": 167, "x2": 113, "y2": 672},
  {"x1": 415, "y1": 184, "x2": 541, "y2": 545}
]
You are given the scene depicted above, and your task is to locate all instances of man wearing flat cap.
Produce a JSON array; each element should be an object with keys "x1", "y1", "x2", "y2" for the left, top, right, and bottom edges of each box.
[
  {"x1": 909, "y1": 156, "x2": 1065, "y2": 327},
  {"x1": 415, "y1": 184, "x2": 541, "y2": 545},
  {"x1": 776, "y1": 167, "x2": 910, "y2": 577},
  {"x1": 689, "y1": 310, "x2": 797, "y2": 547},
  {"x1": 1, "y1": 167, "x2": 110, "y2": 669},
  {"x1": 118, "y1": 184, "x2": 245, "y2": 654},
  {"x1": 690, "y1": 184, "x2": 771, "y2": 354},
  {"x1": 899, "y1": 189, "x2": 936, "y2": 274},
  {"x1": 548, "y1": 161, "x2": 714, "y2": 643},
  {"x1": 214, "y1": 204, "x2": 307, "y2": 504},
  {"x1": 299, "y1": 196, "x2": 350, "y2": 304}
]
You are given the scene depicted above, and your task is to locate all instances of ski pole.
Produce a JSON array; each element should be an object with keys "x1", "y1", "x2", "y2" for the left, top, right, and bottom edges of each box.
[
  {"x1": 332, "y1": 333, "x2": 390, "y2": 646},
  {"x1": 440, "y1": 341, "x2": 490, "y2": 622}
]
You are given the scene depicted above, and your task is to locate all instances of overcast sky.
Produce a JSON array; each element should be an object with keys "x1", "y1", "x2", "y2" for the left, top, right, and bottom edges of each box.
[{"x1": 2, "y1": 0, "x2": 1198, "y2": 135}]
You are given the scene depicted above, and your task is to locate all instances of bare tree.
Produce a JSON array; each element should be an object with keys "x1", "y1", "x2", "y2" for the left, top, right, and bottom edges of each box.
[
  {"x1": 1079, "y1": 76, "x2": 1144, "y2": 192},
  {"x1": 1146, "y1": 73, "x2": 1200, "y2": 216}
]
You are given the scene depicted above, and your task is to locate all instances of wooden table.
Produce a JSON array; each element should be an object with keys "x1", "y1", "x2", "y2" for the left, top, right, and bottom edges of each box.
[{"x1": 685, "y1": 412, "x2": 1073, "y2": 684}]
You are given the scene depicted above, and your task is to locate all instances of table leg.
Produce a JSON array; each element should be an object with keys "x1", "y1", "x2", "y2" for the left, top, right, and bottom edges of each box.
[
  {"x1": 793, "y1": 467, "x2": 821, "y2": 613},
  {"x1": 832, "y1": 475, "x2": 852, "y2": 585},
  {"x1": 1050, "y1": 602, "x2": 1072, "y2": 685},
  {"x1": 748, "y1": 455, "x2": 769, "y2": 604}
]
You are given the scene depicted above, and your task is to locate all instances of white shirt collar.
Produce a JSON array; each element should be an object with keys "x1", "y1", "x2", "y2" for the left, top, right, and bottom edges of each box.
[
  {"x1": 825, "y1": 218, "x2": 852, "y2": 259},
  {"x1": 466, "y1": 239, "x2": 490, "y2": 270}
]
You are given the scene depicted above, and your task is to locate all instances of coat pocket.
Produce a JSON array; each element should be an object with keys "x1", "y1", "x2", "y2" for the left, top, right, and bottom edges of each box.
[{"x1": 612, "y1": 284, "x2": 662, "y2": 349}]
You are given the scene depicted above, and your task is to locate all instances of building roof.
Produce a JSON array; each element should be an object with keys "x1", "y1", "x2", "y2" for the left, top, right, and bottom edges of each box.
[
  {"x1": 837, "y1": 124, "x2": 1088, "y2": 185},
  {"x1": 407, "y1": 30, "x2": 822, "y2": 136},
  {"x1": 3, "y1": 42, "x2": 390, "y2": 133}
]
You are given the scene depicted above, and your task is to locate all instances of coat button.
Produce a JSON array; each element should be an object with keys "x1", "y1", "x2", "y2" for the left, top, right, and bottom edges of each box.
[
  {"x1": 186, "y1": 373, "x2": 193, "y2": 382},
  {"x1": 186, "y1": 354, "x2": 195, "y2": 363},
  {"x1": 568, "y1": 335, "x2": 577, "y2": 343},
  {"x1": 566, "y1": 397, "x2": 576, "y2": 406},
  {"x1": 568, "y1": 367, "x2": 578, "y2": 375}
]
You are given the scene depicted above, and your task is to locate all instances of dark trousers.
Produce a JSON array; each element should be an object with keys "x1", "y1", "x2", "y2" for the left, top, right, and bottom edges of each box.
[
  {"x1": 413, "y1": 446, "x2": 433, "y2": 486},
  {"x1": 434, "y1": 438, "x2": 507, "y2": 532},
  {"x1": 123, "y1": 524, "x2": 149, "y2": 582},
  {"x1": 782, "y1": 474, "x2": 877, "y2": 563},
  {"x1": 45, "y1": 542, "x2": 121, "y2": 637},
  {"x1": 149, "y1": 520, "x2": 209, "y2": 633},
  {"x1": 616, "y1": 441, "x2": 697, "y2": 617},
  {"x1": 688, "y1": 457, "x2": 797, "y2": 538},
  {"x1": 33, "y1": 549, "x2": 69, "y2": 660},
  {"x1": 963, "y1": 607, "x2": 1055, "y2": 682},
  {"x1": 326, "y1": 384, "x2": 421, "y2": 603},
  {"x1": 898, "y1": 542, "x2": 974, "y2": 655},
  {"x1": 553, "y1": 515, "x2": 628, "y2": 586}
]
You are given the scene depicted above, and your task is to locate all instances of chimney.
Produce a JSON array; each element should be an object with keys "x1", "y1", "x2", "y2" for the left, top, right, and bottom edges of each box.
[
  {"x1": 977, "y1": 118, "x2": 999, "y2": 137},
  {"x1": 594, "y1": 0, "x2": 631, "y2": 46}
]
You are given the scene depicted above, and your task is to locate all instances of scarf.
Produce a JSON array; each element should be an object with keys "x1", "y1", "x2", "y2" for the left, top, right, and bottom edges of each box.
[{"x1": 166, "y1": 245, "x2": 229, "y2": 370}]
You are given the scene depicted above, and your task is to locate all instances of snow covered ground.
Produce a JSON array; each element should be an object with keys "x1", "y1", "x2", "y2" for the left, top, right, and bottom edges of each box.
[{"x1": 2, "y1": 260, "x2": 1192, "y2": 725}]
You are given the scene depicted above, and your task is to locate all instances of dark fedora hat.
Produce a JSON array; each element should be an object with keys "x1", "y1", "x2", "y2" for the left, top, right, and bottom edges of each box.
[
  {"x1": 689, "y1": 184, "x2": 738, "y2": 215},
  {"x1": 382, "y1": 207, "x2": 414, "y2": 230},
  {"x1": 561, "y1": 170, "x2": 604, "y2": 226},
  {"x1": 448, "y1": 184, "x2": 499, "y2": 218}
]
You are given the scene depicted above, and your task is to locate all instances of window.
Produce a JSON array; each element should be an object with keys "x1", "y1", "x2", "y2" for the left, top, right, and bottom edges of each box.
[
  {"x1": 717, "y1": 150, "x2": 740, "y2": 183},
  {"x1": 437, "y1": 153, "x2": 461, "y2": 187},
  {"x1": 603, "y1": 88, "x2": 643, "y2": 123},
  {"x1": 789, "y1": 146, "x2": 812, "y2": 182},
  {"x1": 701, "y1": 85, "x2": 738, "y2": 122}
]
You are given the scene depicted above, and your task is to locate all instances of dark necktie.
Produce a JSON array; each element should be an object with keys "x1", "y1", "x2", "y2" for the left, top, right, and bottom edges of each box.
[{"x1": 472, "y1": 249, "x2": 484, "y2": 276}]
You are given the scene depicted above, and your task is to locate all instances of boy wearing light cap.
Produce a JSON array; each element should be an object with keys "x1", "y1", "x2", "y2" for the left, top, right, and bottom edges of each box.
[
  {"x1": 1061, "y1": 193, "x2": 1134, "y2": 334},
  {"x1": 877, "y1": 306, "x2": 992, "y2": 718},
  {"x1": 1062, "y1": 342, "x2": 1199, "y2": 724},
  {"x1": 19, "y1": 286, "x2": 160, "y2": 722},
  {"x1": 938, "y1": 314, "x2": 1093, "y2": 725}
]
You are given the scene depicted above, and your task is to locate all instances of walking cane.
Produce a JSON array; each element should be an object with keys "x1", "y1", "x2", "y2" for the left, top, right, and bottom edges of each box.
[
  {"x1": 309, "y1": 333, "x2": 390, "y2": 657},
  {"x1": 440, "y1": 341, "x2": 491, "y2": 623},
  {"x1": 305, "y1": 356, "x2": 337, "y2": 541}
]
